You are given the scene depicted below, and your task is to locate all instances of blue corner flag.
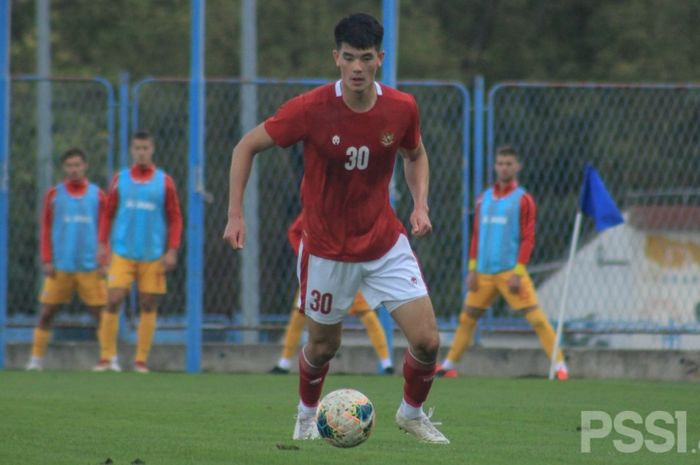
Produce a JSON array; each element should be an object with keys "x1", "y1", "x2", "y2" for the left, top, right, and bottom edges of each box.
[{"x1": 579, "y1": 164, "x2": 624, "y2": 232}]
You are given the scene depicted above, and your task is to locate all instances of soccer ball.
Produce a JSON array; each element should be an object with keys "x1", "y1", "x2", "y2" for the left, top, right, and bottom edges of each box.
[{"x1": 316, "y1": 388, "x2": 375, "y2": 448}]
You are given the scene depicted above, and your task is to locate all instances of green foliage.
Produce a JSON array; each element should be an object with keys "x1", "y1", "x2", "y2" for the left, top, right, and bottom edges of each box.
[{"x1": 10, "y1": 0, "x2": 700, "y2": 82}]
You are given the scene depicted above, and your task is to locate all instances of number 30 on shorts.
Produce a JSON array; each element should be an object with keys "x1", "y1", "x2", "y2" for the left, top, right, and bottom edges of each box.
[{"x1": 309, "y1": 290, "x2": 333, "y2": 314}]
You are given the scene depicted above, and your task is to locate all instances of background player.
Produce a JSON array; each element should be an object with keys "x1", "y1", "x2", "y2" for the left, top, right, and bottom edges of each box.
[
  {"x1": 224, "y1": 13, "x2": 449, "y2": 444},
  {"x1": 94, "y1": 130, "x2": 182, "y2": 373},
  {"x1": 436, "y1": 145, "x2": 569, "y2": 380},
  {"x1": 26, "y1": 148, "x2": 108, "y2": 371}
]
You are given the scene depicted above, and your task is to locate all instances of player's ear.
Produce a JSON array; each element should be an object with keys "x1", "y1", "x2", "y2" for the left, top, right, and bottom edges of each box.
[
  {"x1": 377, "y1": 50, "x2": 385, "y2": 66},
  {"x1": 332, "y1": 49, "x2": 340, "y2": 67}
]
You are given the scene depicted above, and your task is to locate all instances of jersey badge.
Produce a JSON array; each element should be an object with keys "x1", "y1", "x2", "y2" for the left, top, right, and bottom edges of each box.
[
  {"x1": 381, "y1": 132, "x2": 395, "y2": 147},
  {"x1": 332, "y1": 135, "x2": 340, "y2": 146}
]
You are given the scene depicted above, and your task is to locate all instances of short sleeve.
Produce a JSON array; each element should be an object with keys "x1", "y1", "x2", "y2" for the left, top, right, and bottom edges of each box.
[
  {"x1": 264, "y1": 94, "x2": 308, "y2": 148},
  {"x1": 399, "y1": 96, "x2": 421, "y2": 150}
]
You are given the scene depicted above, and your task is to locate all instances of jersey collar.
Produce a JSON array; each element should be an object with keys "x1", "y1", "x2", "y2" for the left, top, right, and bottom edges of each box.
[{"x1": 334, "y1": 79, "x2": 383, "y2": 97}]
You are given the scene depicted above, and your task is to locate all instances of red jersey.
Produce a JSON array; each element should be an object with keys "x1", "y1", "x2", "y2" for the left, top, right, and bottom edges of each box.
[{"x1": 265, "y1": 81, "x2": 420, "y2": 261}]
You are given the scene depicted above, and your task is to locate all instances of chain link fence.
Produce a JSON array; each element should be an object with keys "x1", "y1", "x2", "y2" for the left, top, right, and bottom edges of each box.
[
  {"x1": 486, "y1": 83, "x2": 700, "y2": 337},
  {"x1": 132, "y1": 78, "x2": 470, "y2": 329},
  {"x1": 8, "y1": 77, "x2": 114, "y2": 326}
]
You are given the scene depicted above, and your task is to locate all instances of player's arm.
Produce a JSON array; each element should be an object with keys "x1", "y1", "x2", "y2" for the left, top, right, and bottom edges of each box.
[
  {"x1": 399, "y1": 139, "x2": 431, "y2": 237},
  {"x1": 515, "y1": 193, "x2": 536, "y2": 275},
  {"x1": 40, "y1": 188, "x2": 57, "y2": 277},
  {"x1": 467, "y1": 197, "x2": 482, "y2": 292},
  {"x1": 223, "y1": 123, "x2": 276, "y2": 249},
  {"x1": 162, "y1": 175, "x2": 183, "y2": 271},
  {"x1": 98, "y1": 174, "x2": 119, "y2": 266},
  {"x1": 507, "y1": 193, "x2": 536, "y2": 293}
]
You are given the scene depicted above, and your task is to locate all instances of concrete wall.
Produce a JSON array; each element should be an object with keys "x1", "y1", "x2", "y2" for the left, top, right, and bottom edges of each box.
[{"x1": 8, "y1": 342, "x2": 700, "y2": 381}]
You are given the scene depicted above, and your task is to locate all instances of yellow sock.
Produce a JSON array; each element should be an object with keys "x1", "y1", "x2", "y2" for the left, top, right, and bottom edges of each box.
[
  {"x1": 31, "y1": 328, "x2": 51, "y2": 358},
  {"x1": 135, "y1": 311, "x2": 157, "y2": 364},
  {"x1": 99, "y1": 311, "x2": 120, "y2": 360},
  {"x1": 524, "y1": 307, "x2": 564, "y2": 363},
  {"x1": 281, "y1": 307, "x2": 306, "y2": 360},
  {"x1": 446, "y1": 311, "x2": 478, "y2": 364},
  {"x1": 359, "y1": 311, "x2": 390, "y2": 360}
]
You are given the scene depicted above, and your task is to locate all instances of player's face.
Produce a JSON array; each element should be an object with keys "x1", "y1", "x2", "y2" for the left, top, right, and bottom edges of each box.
[
  {"x1": 495, "y1": 155, "x2": 520, "y2": 184},
  {"x1": 333, "y1": 44, "x2": 384, "y2": 94},
  {"x1": 130, "y1": 138, "x2": 155, "y2": 167},
  {"x1": 62, "y1": 155, "x2": 87, "y2": 182}
]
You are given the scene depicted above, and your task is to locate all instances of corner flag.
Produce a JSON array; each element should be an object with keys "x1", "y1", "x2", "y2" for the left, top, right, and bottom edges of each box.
[{"x1": 579, "y1": 164, "x2": 624, "y2": 231}]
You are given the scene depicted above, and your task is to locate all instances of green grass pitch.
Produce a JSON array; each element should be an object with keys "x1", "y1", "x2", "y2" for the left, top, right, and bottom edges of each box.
[{"x1": 1, "y1": 371, "x2": 698, "y2": 465}]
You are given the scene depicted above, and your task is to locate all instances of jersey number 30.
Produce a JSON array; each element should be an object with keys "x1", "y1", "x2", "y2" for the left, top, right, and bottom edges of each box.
[{"x1": 344, "y1": 146, "x2": 370, "y2": 171}]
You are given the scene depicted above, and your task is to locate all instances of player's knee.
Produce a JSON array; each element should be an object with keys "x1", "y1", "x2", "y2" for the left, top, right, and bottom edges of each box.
[
  {"x1": 413, "y1": 334, "x2": 440, "y2": 361},
  {"x1": 465, "y1": 307, "x2": 484, "y2": 320},
  {"x1": 306, "y1": 339, "x2": 340, "y2": 364}
]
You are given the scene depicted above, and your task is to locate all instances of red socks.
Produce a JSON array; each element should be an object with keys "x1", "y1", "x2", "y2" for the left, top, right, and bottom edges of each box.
[
  {"x1": 298, "y1": 348, "x2": 330, "y2": 407},
  {"x1": 402, "y1": 350, "x2": 436, "y2": 407}
]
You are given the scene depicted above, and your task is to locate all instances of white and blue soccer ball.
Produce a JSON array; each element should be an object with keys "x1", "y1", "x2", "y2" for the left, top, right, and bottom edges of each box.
[{"x1": 316, "y1": 388, "x2": 375, "y2": 448}]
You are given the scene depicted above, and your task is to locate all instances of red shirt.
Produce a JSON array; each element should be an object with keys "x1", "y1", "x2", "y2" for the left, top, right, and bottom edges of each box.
[
  {"x1": 265, "y1": 81, "x2": 420, "y2": 261},
  {"x1": 288, "y1": 213, "x2": 304, "y2": 256},
  {"x1": 98, "y1": 164, "x2": 183, "y2": 250},
  {"x1": 40, "y1": 179, "x2": 108, "y2": 264},
  {"x1": 469, "y1": 180, "x2": 536, "y2": 266}
]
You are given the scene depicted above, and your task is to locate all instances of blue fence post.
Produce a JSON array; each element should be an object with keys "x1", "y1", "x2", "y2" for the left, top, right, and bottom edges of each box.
[
  {"x1": 186, "y1": 0, "x2": 205, "y2": 373},
  {"x1": 0, "y1": 0, "x2": 10, "y2": 369},
  {"x1": 379, "y1": 0, "x2": 398, "y2": 373},
  {"x1": 118, "y1": 72, "x2": 130, "y2": 169},
  {"x1": 473, "y1": 75, "x2": 485, "y2": 344}
]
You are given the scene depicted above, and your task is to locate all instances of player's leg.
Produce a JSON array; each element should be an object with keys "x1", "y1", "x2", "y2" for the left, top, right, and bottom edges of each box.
[
  {"x1": 360, "y1": 234, "x2": 448, "y2": 443},
  {"x1": 437, "y1": 273, "x2": 497, "y2": 377},
  {"x1": 28, "y1": 273, "x2": 73, "y2": 370},
  {"x1": 293, "y1": 244, "x2": 358, "y2": 440},
  {"x1": 133, "y1": 258, "x2": 166, "y2": 373},
  {"x1": 351, "y1": 293, "x2": 393, "y2": 373},
  {"x1": 76, "y1": 271, "x2": 108, "y2": 362},
  {"x1": 271, "y1": 289, "x2": 306, "y2": 374},
  {"x1": 391, "y1": 297, "x2": 449, "y2": 444},
  {"x1": 499, "y1": 271, "x2": 568, "y2": 380},
  {"x1": 293, "y1": 318, "x2": 342, "y2": 440},
  {"x1": 436, "y1": 306, "x2": 486, "y2": 377},
  {"x1": 95, "y1": 254, "x2": 133, "y2": 371}
]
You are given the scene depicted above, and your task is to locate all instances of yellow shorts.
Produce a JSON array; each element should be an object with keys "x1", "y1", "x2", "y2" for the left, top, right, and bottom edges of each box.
[
  {"x1": 39, "y1": 271, "x2": 107, "y2": 306},
  {"x1": 347, "y1": 292, "x2": 372, "y2": 316},
  {"x1": 108, "y1": 253, "x2": 166, "y2": 294},
  {"x1": 465, "y1": 270, "x2": 538, "y2": 310}
]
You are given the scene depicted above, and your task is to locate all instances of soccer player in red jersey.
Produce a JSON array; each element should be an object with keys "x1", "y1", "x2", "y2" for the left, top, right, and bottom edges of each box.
[{"x1": 224, "y1": 13, "x2": 448, "y2": 444}]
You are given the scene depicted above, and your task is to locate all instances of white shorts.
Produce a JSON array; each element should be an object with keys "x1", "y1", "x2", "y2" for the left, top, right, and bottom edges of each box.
[{"x1": 297, "y1": 234, "x2": 429, "y2": 324}]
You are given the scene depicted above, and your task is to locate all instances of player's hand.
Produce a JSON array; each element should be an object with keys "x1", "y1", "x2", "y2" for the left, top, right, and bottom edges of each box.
[
  {"x1": 466, "y1": 271, "x2": 478, "y2": 292},
  {"x1": 223, "y1": 215, "x2": 246, "y2": 249},
  {"x1": 42, "y1": 262, "x2": 55, "y2": 278},
  {"x1": 162, "y1": 248, "x2": 178, "y2": 272},
  {"x1": 507, "y1": 274, "x2": 522, "y2": 294},
  {"x1": 98, "y1": 243, "x2": 111, "y2": 269},
  {"x1": 409, "y1": 207, "x2": 432, "y2": 237}
]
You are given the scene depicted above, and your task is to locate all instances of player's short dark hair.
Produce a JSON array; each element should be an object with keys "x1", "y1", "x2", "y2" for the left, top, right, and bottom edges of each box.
[
  {"x1": 60, "y1": 147, "x2": 86, "y2": 163},
  {"x1": 334, "y1": 13, "x2": 383, "y2": 50},
  {"x1": 131, "y1": 129, "x2": 154, "y2": 143},
  {"x1": 496, "y1": 145, "x2": 519, "y2": 159}
]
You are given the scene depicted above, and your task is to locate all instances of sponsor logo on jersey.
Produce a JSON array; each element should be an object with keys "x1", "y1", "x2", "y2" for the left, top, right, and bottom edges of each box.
[
  {"x1": 380, "y1": 132, "x2": 395, "y2": 147},
  {"x1": 483, "y1": 215, "x2": 508, "y2": 225},
  {"x1": 62, "y1": 214, "x2": 93, "y2": 224},
  {"x1": 125, "y1": 199, "x2": 157, "y2": 211},
  {"x1": 332, "y1": 135, "x2": 340, "y2": 146}
]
